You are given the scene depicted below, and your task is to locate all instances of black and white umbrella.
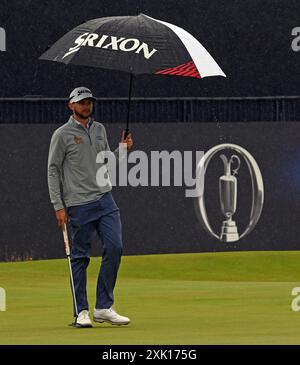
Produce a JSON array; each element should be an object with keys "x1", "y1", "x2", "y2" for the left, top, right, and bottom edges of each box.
[{"x1": 40, "y1": 13, "x2": 226, "y2": 133}]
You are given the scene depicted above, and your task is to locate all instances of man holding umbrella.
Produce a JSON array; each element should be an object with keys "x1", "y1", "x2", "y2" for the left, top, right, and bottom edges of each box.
[
  {"x1": 42, "y1": 11, "x2": 226, "y2": 328},
  {"x1": 47, "y1": 86, "x2": 133, "y2": 328}
]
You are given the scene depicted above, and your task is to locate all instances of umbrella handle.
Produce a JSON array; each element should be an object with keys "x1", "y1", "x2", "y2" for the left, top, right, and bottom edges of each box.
[
  {"x1": 124, "y1": 128, "x2": 130, "y2": 139},
  {"x1": 125, "y1": 72, "x2": 134, "y2": 138}
]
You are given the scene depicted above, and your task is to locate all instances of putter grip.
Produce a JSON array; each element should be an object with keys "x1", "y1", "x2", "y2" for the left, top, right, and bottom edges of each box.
[{"x1": 62, "y1": 225, "x2": 71, "y2": 257}]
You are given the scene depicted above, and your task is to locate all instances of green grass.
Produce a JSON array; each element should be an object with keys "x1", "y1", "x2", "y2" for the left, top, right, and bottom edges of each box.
[{"x1": 1, "y1": 251, "x2": 300, "y2": 344}]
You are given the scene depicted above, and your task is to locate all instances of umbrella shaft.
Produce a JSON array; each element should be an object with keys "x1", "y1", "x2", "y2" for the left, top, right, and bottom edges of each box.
[{"x1": 126, "y1": 72, "x2": 134, "y2": 134}]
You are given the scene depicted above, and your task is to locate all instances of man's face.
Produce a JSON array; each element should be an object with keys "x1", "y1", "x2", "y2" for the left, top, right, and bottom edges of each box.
[{"x1": 69, "y1": 98, "x2": 94, "y2": 119}]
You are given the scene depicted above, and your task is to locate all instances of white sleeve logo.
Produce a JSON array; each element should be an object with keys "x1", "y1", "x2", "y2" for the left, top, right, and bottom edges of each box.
[{"x1": 0, "y1": 287, "x2": 6, "y2": 311}]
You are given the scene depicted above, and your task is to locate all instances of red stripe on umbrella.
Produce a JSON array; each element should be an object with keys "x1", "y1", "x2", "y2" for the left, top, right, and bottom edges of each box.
[{"x1": 155, "y1": 61, "x2": 201, "y2": 78}]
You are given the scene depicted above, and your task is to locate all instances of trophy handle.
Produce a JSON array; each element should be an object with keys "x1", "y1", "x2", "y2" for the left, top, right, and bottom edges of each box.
[{"x1": 229, "y1": 155, "x2": 241, "y2": 176}]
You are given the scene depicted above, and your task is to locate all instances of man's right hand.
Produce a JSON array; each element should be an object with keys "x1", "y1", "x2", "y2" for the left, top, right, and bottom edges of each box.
[{"x1": 55, "y1": 209, "x2": 68, "y2": 229}]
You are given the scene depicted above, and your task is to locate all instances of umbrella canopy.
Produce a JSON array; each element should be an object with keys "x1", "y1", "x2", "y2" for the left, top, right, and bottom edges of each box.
[{"x1": 40, "y1": 13, "x2": 226, "y2": 79}]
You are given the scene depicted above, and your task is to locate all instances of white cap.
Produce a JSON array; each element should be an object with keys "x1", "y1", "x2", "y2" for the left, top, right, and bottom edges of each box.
[{"x1": 69, "y1": 87, "x2": 96, "y2": 103}]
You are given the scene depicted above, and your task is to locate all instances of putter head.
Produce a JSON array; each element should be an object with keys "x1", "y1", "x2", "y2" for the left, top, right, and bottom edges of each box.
[
  {"x1": 68, "y1": 316, "x2": 79, "y2": 327},
  {"x1": 69, "y1": 322, "x2": 82, "y2": 328}
]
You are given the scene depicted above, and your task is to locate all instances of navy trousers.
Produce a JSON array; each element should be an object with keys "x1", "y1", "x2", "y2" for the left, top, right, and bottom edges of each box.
[{"x1": 67, "y1": 192, "x2": 123, "y2": 314}]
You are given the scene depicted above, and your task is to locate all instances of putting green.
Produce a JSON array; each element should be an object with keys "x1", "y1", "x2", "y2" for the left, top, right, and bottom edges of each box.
[{"x1": 1, "y1": 251, "x2": 300, "y2": 344}]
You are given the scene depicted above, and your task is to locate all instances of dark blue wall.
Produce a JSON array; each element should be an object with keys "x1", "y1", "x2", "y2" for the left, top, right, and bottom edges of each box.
[
  {"x1": 0, "y1": 121, "x2": 299, "y2": 261},
  {"x1": 0, "y1": 1, "x2": 299, "y2": 261}
]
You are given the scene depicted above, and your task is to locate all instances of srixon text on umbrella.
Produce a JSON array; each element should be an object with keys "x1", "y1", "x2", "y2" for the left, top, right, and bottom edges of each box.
[
  {"x1": 63, "y1": 33, "x2": 157, "y2": 60},
  {"x1": 0, "y1": 27, "x2": 6, "y2": 52}
]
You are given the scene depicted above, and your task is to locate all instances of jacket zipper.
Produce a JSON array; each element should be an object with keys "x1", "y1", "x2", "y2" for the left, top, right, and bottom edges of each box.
[{"x1": 79, "y1": 125, "x2": 92, "y2": 146}]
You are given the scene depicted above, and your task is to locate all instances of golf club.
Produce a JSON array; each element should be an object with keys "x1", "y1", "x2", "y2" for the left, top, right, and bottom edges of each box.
[{"x1": 62, "y1": 223, "x2": 79, "y2": 327}]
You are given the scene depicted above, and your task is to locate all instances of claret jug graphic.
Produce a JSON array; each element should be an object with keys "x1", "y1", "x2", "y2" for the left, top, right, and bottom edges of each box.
[
  {"x1": 195, "y1": 144, "x2": 264, "y2": 243},
  {"x1": 219, "y1": 154, "x2": 240, "y2": 242}
]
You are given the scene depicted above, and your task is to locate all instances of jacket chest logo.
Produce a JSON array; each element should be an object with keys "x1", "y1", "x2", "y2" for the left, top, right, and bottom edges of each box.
[{"x1": 74, "y1": 135, "x2": 84, "y2": 144}]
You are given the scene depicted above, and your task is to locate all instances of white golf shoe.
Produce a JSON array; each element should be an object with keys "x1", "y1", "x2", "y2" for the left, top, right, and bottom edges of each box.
[
  {"x1": 75, "y1": 310, "x2": 93, "y2": 328},
  {"x1": 93, "y1": 307, "x2": 130, "y2": 326}
]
